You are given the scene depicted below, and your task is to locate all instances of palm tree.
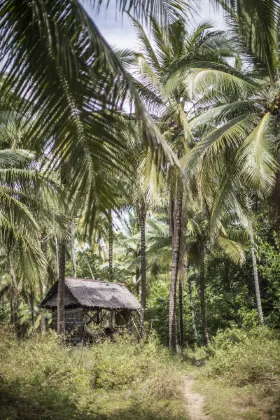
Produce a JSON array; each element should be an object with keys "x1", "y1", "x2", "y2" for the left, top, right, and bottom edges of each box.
[
  {"x1": 129, "y1": 16, "x2": 234, "y2": 350},
  {"x1": 173, "y1": 7, "x2": 280, "y2": 326},
  {"x1": 0, "y1": 2, "x2": 188, "y2": 333},
  {"x1": 0, "y1": 2, "x2": 184, "y2": 217},
  {"x1": 186, "y1": 209, "x2": 246, "y2": 345},
  {"x1": 214, "y1": 0, "x2": 280, "y2": 82}
]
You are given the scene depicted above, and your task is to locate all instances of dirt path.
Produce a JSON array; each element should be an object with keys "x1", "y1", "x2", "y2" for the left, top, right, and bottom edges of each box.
[{"x1": 184, "y1": 375, "x2": 213, "y2": 420}]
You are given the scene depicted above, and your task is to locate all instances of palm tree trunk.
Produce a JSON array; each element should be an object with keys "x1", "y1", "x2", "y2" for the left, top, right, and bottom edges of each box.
[
  {"x1": 169, "y1": 192, "x2": 182, "y2": 352},
  {"x1": 139, "y1": 205, "x2": 147, "y2": 311},
  {"x1": 71, "y1": 219, "x2": 77, "y2": 278},
  {"x1": 9, "y1": 263, "x2": 18, "y2": 327},
  {"x1": 57, "y1": 239, "x2": 66, "y2": 335},
  {"x1": 188, "y1": 277, "x2": 198, "y2": 343},
  {"x1": 39, "y1": 280, "x2": 46, "y2": 334},
  {"x1": 199, "y1": 244, "x2": 209, "y2": 346},
  {"x1": 249, "y1": 230, "x2": 264, "y2": 325},
  {"x1": 108, "y1": 210, "x2": 113, "y2": 281},
  {"x1": 138, "y1": 202, "x2": 147, "y2": 339},
  {"x1": 135, "y1": 266, "x2": 140, "y2": 296},
  {"x1": 178, "y1": 260, "x2": 184, "y2": 348},
  {"x1": 30, "y1": 290, "x2": 35, "y2": 327}
]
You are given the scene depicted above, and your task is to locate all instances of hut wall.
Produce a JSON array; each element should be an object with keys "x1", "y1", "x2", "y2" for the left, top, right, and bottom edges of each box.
[{"x1": 52, "y1": 308, "x2": 84, "y2": 340}]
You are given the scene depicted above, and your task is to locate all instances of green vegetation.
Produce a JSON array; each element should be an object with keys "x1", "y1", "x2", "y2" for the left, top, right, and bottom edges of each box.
[
  {"x1": 1, "y1": 1, "x2": 280, "y2": 419},
  {"x1": 0, "y1": 329, "x2": 188, "y2": 420},
  {"x1": 193, "y1": 327, "x2": 280, "y2": 419}
]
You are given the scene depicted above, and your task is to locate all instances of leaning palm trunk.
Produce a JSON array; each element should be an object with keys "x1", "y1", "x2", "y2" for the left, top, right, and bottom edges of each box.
[
  {"x1": 249, "y1": 230, "x2": 264, "y2": 325},
  {"x1": 57, "y1": 239, "x2": 66, "y2": 335},
  {"x1": 169, "y1": 192, "x2": 182, "y2": 352},
  {"x1": 199, "y1": 244, "x2": 209, "y2": 346}
]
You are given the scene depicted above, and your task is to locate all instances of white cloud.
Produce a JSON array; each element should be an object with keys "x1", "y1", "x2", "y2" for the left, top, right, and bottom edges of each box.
[{"x1": 84, "y1": 0, "x2": 227, "y2": 49}]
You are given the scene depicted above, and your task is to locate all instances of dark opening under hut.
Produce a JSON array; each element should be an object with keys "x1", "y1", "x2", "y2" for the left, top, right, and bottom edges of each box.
[{"x1": 40, "y1": 278, "x2": 142, "y2": 343}]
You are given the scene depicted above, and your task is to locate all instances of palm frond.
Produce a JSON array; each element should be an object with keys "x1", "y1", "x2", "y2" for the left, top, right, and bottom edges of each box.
[{"x1": 237, "y1": 112, "x2": 279, "y2": 192}]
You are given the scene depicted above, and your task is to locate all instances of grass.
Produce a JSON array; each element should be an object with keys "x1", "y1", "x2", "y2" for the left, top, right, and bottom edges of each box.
[
  {"x1": 191, "y1": 327, "x2": 280, "y2": 420},
  {"x1": 0, "y1": 329, "x2": 189, "y2": 420}
]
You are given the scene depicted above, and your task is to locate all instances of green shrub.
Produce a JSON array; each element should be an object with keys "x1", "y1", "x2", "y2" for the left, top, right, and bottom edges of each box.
[{"x1": 202, "y1": 327, "x2": 280, "y2": 388}]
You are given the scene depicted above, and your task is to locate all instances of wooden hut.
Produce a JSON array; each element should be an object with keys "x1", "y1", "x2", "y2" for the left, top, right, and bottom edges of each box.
[{"x1": 41, "y1": 278, "x2": 142, "y2": 342}]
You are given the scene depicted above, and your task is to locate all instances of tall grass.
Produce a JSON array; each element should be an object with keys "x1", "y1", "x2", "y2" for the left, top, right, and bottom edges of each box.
[
  {"x1": 195, "y1": 327, "x2": 280, "y2": 420},
  {"x1": 0, "y1": 329, "x2": 188, "y2": 420}
]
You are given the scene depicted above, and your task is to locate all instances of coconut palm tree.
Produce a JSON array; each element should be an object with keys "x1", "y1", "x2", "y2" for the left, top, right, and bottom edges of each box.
[
  {"x1": 0, "y1": 2, "x2": 185, "y2": 218},
  {"x1": 186, "y1": 209, "x2": 246, "y2": 345},
  {"x1": 128, "y1": 16, "x2": 234, "y2": 350},
  {"x1": 171, "y1": 5, "x2": 280, "y2": 325}
]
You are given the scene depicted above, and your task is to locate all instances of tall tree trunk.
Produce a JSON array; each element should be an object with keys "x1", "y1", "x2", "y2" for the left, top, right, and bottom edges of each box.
[
  {"x1": 135, "y1": 266, "x2": 140, "y2": 296},
  {"x1": 57, "y1": 239, "x2": 66, "y2": 335},
  {"x1": 84, "y1": 253, "x2": 94, "y2": 279},
  {"x1": 9, "y1": 263, "x2": 18, "y2": 327},
  {"x1": 188, "y1": 277, "x2": 198, "y2": 343},
  {"x1": 249, "y1": 230, "x2": 264, "y2": 325},
  {"x1": 71, "y1": 219, "x2": 77, "y2": 278},
  {"x1": 139, "y1": 204, "x2": 147, "y2": 311},
  {"x1": 138, "y1": 202, "x2": 147, "y2": 339},
  {"x1": 178, "y1": 260, "x2": 184, "y2": 348},
  {"x1": 39, "y1": 280, "x2": 46, "y2": 334},
  {"x1": 108, "y1": 210, "x2": 113, "y2": 281},
  {"x1": 30, "y1": 290, "x2": 35, "y2": 327},
  {"x1": 199, "y1": 244, "x2": 209, "y2": 346},
  {"x1": 169, "y1": 192, "x2": 182, "y2": 352}
]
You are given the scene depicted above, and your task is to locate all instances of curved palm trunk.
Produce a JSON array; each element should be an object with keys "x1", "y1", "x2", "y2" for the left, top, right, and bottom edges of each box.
[
  {"x1": 169, "y1": 192, "x2": 182, "y2": 352},
  {"x1": 57, "y1": 239, "x2": 66, "y2": 335},
  {"x1": 249, "y1": 230, "x2": 264, "y2": 325},
  {"x1": 108, "y1": 211, "x2": 113, "y2": 281},
  {"x1": 199, "y1": 244, "x2": 209, "y2": 346}
]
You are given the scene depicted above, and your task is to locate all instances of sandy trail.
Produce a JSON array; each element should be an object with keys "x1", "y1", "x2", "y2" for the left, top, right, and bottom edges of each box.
[{"x1": 184, "y1": 375, "x2": 213, "y2": 420}]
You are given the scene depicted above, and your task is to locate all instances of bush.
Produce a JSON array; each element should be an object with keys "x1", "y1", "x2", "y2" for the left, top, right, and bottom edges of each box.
[
  {"x1": 201, "y1": 327, "x2": 280, "y2": 389},
  {"x1": 0, "y1": 328, "x2": 188, "y2": 420}
]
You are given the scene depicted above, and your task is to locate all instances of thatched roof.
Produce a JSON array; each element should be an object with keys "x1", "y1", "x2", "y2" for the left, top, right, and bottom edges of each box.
[{"x1": 41, "y1": 278, "x2": 142, "y2": 311}]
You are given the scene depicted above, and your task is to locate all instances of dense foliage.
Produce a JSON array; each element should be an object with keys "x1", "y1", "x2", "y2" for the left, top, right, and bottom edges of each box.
[
  {"x1": 0, "y1": 0, "x2": 280, "y2": 350},
  {"x1": 1, "y1": 1, "x2": 280, "y2": 419}
]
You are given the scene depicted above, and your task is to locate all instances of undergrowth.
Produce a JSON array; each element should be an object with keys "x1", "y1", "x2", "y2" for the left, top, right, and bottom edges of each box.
[
  {"x1": 194, "y1": 327, "x2": 280, "y2": 420},
  {"x1": 0, "y1": 329, "x2": 188, "y2": 420}
]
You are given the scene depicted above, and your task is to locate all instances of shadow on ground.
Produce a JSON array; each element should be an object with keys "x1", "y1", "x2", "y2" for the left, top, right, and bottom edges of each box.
[{"x1": 0, "y1": 377, "x2": 188, "y2": 420}]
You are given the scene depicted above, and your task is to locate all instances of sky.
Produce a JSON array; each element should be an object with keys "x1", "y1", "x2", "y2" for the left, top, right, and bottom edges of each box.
[{"x1": 85, "y1": 1, "x2": 227, "y2": 49}]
